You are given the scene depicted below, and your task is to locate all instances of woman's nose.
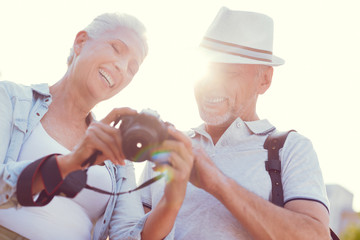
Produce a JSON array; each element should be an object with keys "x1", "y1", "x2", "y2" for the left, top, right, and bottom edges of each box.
[{"x1": 114, "y1": 59, "x2": 128, "y2": 73}]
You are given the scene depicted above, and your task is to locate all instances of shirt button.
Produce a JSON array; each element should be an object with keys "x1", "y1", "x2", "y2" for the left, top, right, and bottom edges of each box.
[
  {"x1": 103, "y1": 220, "x2": 106, "y2": 224},
  {"x1": 236, "y1": 122, "x2": 241, "y2": 128},
  {"x1": 36, "y1": 113, "x2": 40, "y2": 116},
  {"x1": 5, "y1": 194, "x2": 9, "y2": 200},
  {"x1": 6, "y1": 174, "x2": 11, "y2": 180},
  {"x1": 45, "y1": 99, "x2": 49, "y2": 102}
]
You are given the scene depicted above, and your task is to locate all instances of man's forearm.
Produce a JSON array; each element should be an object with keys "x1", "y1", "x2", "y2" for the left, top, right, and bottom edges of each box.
[
  {"x1": 141, "y1": 196, "x2": 180, "y2": 240},
  {"x1": 208, "y1": 175, "x2": 330, "y2": 240}
]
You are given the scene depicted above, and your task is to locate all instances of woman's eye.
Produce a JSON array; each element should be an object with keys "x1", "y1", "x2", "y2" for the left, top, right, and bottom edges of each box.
[
  {"x1": 128, "y1": 67, "x2": 135, "y2": 75},
  {"x1": 111, "y1": 44, "x2": 120, "y2": 54},
  {"x1": 128, "y1": 62, "x2": 139, "y2": 75}
]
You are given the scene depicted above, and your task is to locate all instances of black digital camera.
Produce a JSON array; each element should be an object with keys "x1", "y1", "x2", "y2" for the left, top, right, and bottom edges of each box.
[
  {"x1": 81, "y1": 109, "x2": 172, "y2": 167},
  {"x1": 120, "y1": 109, "x2": 172, "y2": 163}
]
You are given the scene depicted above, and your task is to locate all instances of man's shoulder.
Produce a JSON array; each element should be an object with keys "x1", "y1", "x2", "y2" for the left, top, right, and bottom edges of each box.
[{"x1": 280, "y1": 130, "x2": 313, "y2": 148}]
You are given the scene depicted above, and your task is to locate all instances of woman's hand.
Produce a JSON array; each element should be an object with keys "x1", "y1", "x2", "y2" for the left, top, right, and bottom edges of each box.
[{"x1": 57, "y1": 107, "x2": 137, "y2": 177}]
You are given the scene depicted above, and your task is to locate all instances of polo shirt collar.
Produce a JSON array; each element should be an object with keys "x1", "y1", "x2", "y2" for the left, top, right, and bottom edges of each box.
[
  {"x1": 244, "y1": 119, "x2": 275, "y2": 135},
  {"x1": 190, "y1": 117, "x2": 275, "y2": 139}
]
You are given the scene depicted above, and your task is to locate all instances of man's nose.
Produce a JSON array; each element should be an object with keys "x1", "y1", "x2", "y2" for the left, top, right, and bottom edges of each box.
[{"x1": 199, "y1": 73, "x2": 223, "y2": 87}]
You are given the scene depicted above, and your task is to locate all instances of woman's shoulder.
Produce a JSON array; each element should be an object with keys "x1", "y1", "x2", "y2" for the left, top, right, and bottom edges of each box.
[
  {"x1": 0, "y1": 81, "x2": 49, "y2": 99},
  {"x1": 0, "y1": 80, "x2": 32, "y2": 97}
]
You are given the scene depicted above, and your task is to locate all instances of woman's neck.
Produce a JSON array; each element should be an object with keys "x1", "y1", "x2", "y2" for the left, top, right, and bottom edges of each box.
[{"x1": 49, "y1": 77, "x2": 94, "y2": 121}]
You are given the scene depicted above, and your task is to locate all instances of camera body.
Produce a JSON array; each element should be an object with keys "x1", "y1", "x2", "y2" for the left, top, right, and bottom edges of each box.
[{"x1": 120, "y1": 109, "x2": 172, "y2": 163}]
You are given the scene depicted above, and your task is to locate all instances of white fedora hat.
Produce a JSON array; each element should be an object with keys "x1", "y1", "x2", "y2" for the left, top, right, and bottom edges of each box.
[{"x1": 199, "y1": 7, "x2": 284, "y2": 66}]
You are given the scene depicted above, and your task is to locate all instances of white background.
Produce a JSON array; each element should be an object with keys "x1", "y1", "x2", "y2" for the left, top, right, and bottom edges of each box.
[{"x1": 1, "y1": 0, "x2": 359, "y2": 211}]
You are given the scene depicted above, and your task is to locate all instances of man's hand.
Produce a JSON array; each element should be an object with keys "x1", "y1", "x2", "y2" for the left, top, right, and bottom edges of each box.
[
  {"x1": 152, "y1": 126, "x2": 194, "y2": 208},
  {"x1": 189, "y1": 145, "x2": 330, "y2": 240},
  {"x1": 190, "y1": 144, "x2": 226, "y2": 195},
  {"x1": 141, "y1": 126, "x2": 194, "y2": 240}
]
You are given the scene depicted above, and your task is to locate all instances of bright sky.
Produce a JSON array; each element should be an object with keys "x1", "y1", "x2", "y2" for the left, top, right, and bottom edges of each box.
[{"x1": 1, "y1": 0, "x2": 359, "y2": 211}]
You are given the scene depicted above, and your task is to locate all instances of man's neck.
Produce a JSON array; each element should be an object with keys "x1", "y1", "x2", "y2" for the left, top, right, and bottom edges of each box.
[{"x1": 205, "y1": 124, "x2": 230, "y2": 145}]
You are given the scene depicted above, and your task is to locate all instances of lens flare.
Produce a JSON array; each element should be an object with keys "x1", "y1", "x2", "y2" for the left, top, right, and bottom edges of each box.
[
  {"x1": 164, "y1": 169, "x2": 173, "y2": 182},
  {"x1": 131, "y1": 144, "x2": 157, "y2": 162},
  {"x1": 151, "y1": 151, "x2": 171, "y2": 165}
]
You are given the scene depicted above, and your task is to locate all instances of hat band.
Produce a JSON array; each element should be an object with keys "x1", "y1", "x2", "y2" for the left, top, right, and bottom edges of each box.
[{"x1": 201, "y1": 37, "x2": 273, "y2": 63}]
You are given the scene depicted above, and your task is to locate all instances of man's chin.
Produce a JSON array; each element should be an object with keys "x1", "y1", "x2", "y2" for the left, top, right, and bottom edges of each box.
[{"x1": 200, "y1": 111, "x2": 234, "y2": 126}]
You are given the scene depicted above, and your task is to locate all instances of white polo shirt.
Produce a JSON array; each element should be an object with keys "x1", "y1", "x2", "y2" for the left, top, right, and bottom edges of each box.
[{"x1": 140, "y1": 118, "x2": 329, "y2": 240}]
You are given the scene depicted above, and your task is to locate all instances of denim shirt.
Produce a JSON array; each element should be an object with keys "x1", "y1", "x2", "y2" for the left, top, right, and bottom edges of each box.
[
  {"x1": 0, "y1": 81, "x2": 148, "y2": 240},
  {"x1": 0, "y1": 80, "x2": 50, "y2": 206}
]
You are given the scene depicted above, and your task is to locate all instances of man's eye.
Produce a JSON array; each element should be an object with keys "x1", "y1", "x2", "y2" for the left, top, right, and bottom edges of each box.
[{"x1": 225, "y1": 72, "x2": 239, "y2": 78}]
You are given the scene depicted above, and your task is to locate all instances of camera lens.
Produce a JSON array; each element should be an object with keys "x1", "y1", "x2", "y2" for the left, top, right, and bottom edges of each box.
[
  {"x1": 122, "y1": 127, "x2": 158, "y2": 162},
  {"x1": 120, "y1": 109, "x2": 170, "y2": 163}
]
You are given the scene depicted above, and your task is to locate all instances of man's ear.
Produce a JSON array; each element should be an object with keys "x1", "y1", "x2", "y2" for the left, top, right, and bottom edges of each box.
[
  {"x1": 258, "y1": 66, "x2": 273, "y2": 95},
  {"x1": 73, "y1": 31, "x2": 89, "y2": 55}
]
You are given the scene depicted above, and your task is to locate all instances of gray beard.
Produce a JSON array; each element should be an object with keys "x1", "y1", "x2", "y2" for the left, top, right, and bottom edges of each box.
[{"x1": 199, "y1": 107, "x2": 234, "y2": 126}]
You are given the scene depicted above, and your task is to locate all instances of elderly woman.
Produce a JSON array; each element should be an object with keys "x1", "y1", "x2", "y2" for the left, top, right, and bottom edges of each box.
[{"x1": 0, "y1": 12, "x2": 193, "y2": 240}]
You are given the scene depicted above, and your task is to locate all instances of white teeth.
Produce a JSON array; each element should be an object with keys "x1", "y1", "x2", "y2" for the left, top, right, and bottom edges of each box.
[
  {"x1": 99, "y1": 69, "x2": 114, "y2": 87},
  {"x1": 205, "y1": 97, "x2": 227, "y2": 103}
]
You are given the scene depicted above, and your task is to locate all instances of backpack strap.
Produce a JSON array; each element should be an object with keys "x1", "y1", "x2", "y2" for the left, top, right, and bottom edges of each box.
[
  {"x1": 263, "y1": 130, "x2": 340, "y2": 240},
  {"x1": 263, "y1": 130, "x2": 295, "y2": 207}
]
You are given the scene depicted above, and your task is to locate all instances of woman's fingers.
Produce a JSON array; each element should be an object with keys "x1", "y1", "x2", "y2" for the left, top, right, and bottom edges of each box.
[
  {"x1": 83, "y1": 107, "x2": 137, "y2": 165},
  {"x1": 87, "y1": 122, "x2": 124, "y2": 164},
  {"x1": 68, "y1": 107, "x2": 140, "y2": 169},
  {"x1": 100, "y1": 107, "x2": 137, "y2": 125}
]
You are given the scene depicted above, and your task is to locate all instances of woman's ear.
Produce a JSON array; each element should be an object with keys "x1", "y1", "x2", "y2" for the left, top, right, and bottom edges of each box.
[
  {"x1": 73, "y1": 31, "x2": 89, "y2": 55},
  {"x1": 258, "y1": 66, "x2": 273, "y2": 95}
]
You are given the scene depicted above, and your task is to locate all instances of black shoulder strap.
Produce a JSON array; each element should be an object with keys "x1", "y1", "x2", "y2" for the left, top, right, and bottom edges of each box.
[
  {"x1": 263, "y1": 130, "x2": 295, "y2": 207},
  {"x1": 263, "y1": 130, "x2": 340, "y2": 240}
]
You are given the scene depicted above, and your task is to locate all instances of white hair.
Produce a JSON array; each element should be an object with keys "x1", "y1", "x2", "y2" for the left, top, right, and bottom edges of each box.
[
  {"x1": 256, "y1": 65, "x2": 271, "y2": 78},
  {"x1": 67, "y1": 12, "x2": 148, "y2": 66}
]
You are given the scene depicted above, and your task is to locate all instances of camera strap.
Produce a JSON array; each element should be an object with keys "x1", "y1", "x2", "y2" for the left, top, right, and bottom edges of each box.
[
  {"x1": 17, "y1": 154, "x2": 165, "y2": 206},
  {"x1": 84, "y1": 171, "x2": 165, "y2": 196},
  {"x1": 60, "y1": 168, "x2": 165, "y2": 196},
  {"x1": 79, "y1": 151, "x2": 166, "y2": 195}
]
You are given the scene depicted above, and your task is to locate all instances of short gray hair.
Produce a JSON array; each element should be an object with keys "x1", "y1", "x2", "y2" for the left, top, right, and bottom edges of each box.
[
  {"x1": 256, "y1": 65, "x2": 272, "y2": 79},
  {"x1": 67, "y1": 12, "x2": 148, "y2": 66}
]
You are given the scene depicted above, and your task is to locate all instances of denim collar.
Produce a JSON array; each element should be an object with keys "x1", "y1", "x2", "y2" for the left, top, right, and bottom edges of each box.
[{"x1": 30, "y1": 83, "x2": 51, "y2": 97}]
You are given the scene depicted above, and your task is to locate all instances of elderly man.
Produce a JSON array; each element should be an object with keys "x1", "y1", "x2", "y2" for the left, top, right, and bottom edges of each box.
[{"x1": 141, "y1": 7, "x2": 331, "y2": 239}]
